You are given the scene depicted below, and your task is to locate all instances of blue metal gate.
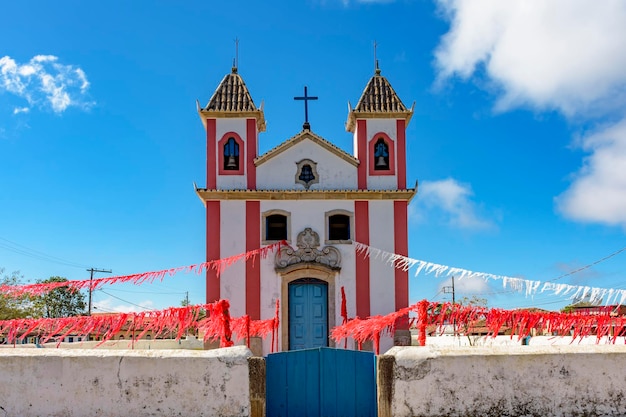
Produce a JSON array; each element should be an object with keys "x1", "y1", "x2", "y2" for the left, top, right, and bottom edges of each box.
[{"x1": 266, "y1": 348, "x2": 377, "y2": 417}]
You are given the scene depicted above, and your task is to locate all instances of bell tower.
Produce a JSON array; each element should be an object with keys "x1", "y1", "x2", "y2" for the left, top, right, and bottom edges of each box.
[
  {"x1": 197, "y1": 66, "x2": 266, "y2": 191},
  {"x1": 197, "y1": 66, "x2": 266, "y2": 306},
  {"x1": 346, "y1": 65, "x2": 413, "y2": 191},
  {"x1": 346, "y1": 65, "x2": 414, "y2": 346}
]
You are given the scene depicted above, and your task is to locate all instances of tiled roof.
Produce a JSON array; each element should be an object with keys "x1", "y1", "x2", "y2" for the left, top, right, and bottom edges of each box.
[
  {"x1": 353, "y1": 69, "x2": 408, "y2": 113},
  {"x1": 203, "y1": 68, "x2": 257, "y2": 112},
  {"x1": 345, "y1": 68, "x2": 413, "y2": 132}
]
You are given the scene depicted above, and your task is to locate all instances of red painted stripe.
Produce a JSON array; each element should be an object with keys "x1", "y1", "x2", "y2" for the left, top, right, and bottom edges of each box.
[
  {"x1": 357, "y1": 119, "x2": 367, "y2": 189},
  {"x1": 206, "y1": 201, "x2": 220, "y2": 303},
  {"x1": 355, "y1": 201, "x2": 370, "y2": 318},
  {"x1": 206, "y1": 119, "x2": 217, "y2": 189},
  {"x1": 394, "y1": 201, "x2": 409, "y2": 329},
  {"x1": 246, "y1": 200, "x2": 261, "y2": 320},
  {"x1": 397, "y1": 119, "x2": 406, "y2": 189},
  {"x1": 247, "y1": 119, "x2": 257, "y2": 189}
]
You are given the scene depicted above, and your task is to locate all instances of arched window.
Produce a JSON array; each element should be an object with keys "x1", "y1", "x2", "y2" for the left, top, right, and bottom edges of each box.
[
  {"x1": 299, "y1": 164, "x2": 315, "y2": 183},
  {"x1": 374, "y1": 138, "x2": 389, "y2": 171},
  {"x1": 266, "y1": 214, "x2": 288, "y2": 241},
  {"x1": 295, "y1": 159, "x2": 319, "y2": 189},
  {"x1": 223, "y1": 137, "x2": 239, "y2": 170},
  {"x1": 328, "y1": 214, "x2": 351, "y2": 241}
]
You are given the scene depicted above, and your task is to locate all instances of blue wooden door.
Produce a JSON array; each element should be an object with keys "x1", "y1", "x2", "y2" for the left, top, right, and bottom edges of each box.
[
  {"x1": 266, "y1": 348, "x2": 377, "y2": 417},
  {"x1": 289, "y1": 279, "x2": 328, "y2": 350}
]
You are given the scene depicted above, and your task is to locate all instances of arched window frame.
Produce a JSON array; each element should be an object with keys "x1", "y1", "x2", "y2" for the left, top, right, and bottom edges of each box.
[
  {"x1": 218, "y1": 132, "x2": 245, "y2": 176},
  {"x1": 262, "y1": 209, "x2": 291, "y2": 245},
  {"x1": 368, "y1": 132, "x2": 395, "y2": 176},
  {"x1": 295, "y1": 158, "x2": 320, "y2": 189},
  {"x1": 325, "y1": 209, "x2": 354, "y2": 244}
]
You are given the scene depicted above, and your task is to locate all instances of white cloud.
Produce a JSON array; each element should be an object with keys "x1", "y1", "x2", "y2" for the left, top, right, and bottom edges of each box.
[
  {"x1": 93, "y1": 298, "x2": 155, "y2": 313},
  {"x1": 0, "y1": 55, "x2": 94, "y2": 114},
  {"x1": 412, "y1": 178, "x2": 494, "y2": 230},
  {"x1": 434, "y1": 0, "x2": 626, "y2": 228},
  {"x1": 438, "y1": 276, "x2": 490, "y2": 297},
  {"x1": 12, "y1": 107, "x2": 29, "y2": 115},
  {"x1": 434, "y1": 0, "x2": 626, "y2": 116},
  {"x1": 556, "y1": 119, "x2": 626, "y2": 226}
]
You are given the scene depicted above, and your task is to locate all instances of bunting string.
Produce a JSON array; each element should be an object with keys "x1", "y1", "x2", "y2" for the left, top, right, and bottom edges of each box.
[
  {"x1": 0, "y1": 241, "x2": 284, "y2": 298},
  {"x1": 0, "y1": 299, "x2": 281, "y2": 351},
  {"x1": 353, "y1": 241, "x2": 626, "y2": 305},
  {"x1": 331, "y1": 299, "x2": 626, "y2": 354}
]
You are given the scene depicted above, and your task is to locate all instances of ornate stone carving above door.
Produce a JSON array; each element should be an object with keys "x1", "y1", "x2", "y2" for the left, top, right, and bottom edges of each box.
[{"x1": 275, "y1": 227, "x2": 341, "y2": 271}]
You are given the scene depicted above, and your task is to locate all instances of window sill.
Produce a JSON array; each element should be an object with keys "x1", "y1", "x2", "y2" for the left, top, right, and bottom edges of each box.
[{"x1": 325, "y1": 239, "x2": 352, "y2": 245}]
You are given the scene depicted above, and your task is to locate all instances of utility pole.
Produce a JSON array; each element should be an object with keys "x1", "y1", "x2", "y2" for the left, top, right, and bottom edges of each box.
[
  {"x1": 443, "y1": 276, "x2": 456, "y2": 336},
  {"x1": 185, "y1": 291, "x2": 190, "y2": 306},
  {"x1": 87, "y1": 268, "x2": 112, "y2": 316}
]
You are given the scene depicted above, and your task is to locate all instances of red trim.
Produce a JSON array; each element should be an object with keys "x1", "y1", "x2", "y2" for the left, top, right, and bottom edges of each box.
[
  {"x1": 247, "y1": 119, "x2": 257, "y2": 189},
  {"x1": 218, "y1": 132, "x2": 245, "y2": 176},
  {"x1": 394, "y1": 201, "x2": 409, "y2": 329},
  {"x1": 207, "y1": 119, "x2": 217, "y2": 189},
  {"x1": 206, "y1": 201, "x2": 220, "y2": 303},
  {"x1": 368, "y1": 132, "x2": 396, "y2": 176},
  {"x1": 357, "y1": 120, "x2": 367, "y2": 189},
  {"x1": 397, "y1": 119, "x2": 406, "y2": 189},
  {"x1": 246, "y1": 201, "x2": 261, "y2": 320},
  {"x1": 355, "y1": 201, "x2": 370, "y2": 318}
]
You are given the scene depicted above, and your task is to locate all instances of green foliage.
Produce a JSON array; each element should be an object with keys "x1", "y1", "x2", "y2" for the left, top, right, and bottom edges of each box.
[
  {"x1": 458, "y1": 295, "x2": 488, "y2": 307},
  {"x1": 0, "y1": 268, "x2": 37, "y2": 320},
  {"x1": 32, "y1": 276, "x2": 86, "y2": 318}
]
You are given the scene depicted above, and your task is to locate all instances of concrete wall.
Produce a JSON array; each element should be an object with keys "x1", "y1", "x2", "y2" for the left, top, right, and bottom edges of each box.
[
  {"x1": 0, "y1": 345, "x2": 253, "y2": 417},
  {"x1": 380, "y1": 345, "x2": 626, "y2": 417}
]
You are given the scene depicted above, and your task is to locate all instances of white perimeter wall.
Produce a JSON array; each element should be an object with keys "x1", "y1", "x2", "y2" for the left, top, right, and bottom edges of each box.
[
  {"x1": 385, "y1": 345, "x2": 626, "y2": 417},
  {"x1": 0, "y1": 346, "x2": 252, "y2": 417}
]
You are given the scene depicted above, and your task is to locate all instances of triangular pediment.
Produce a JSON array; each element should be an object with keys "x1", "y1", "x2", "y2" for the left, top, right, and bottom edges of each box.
[{"x1": 254, "y1": 130, "x2": 359, "y2": 167}]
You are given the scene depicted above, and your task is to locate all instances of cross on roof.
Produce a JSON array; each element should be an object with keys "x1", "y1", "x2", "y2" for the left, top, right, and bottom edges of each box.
[{"x1": 294, "y1": 86, "x2": 318, "y2": 131}]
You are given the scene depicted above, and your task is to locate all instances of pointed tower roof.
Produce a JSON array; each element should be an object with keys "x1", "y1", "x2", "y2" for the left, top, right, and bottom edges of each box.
[
  {"x1": 197, "y1": 67, "x2": 266, "y2": 131},
  {"x1": 345, "y1": 67, "x2": 413, "y2": 132}
]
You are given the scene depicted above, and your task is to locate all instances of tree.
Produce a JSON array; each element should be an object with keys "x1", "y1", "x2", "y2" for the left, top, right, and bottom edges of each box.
[
  {"x1": 0, "y1": 268, "x2": 37, "y2": 320},
  {"x1": 32, "y1": 277, "x2": 86, "y2": 318}
]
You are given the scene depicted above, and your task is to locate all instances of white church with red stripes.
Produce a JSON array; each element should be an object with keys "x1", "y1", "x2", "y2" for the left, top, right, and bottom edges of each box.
[{"x1": 195, "y1": 64, "x2": 416, "y2": 355}]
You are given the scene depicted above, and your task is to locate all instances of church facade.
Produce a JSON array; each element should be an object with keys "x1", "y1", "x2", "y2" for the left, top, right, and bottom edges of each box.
[{"x1": 195, "y1": 65, "x2": 416, "y2": 355}]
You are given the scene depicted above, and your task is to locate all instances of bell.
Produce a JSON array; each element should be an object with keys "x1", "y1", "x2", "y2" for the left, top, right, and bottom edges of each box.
[
  {"x1": 375, "y1": 155, "x2": 387, "y2": 168},
  {"x1": 226, "y1": 155, "x2": 237, "y2": 169}
]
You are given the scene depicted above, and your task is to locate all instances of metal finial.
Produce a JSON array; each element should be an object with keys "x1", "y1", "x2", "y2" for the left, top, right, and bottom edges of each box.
[
  {"x1": 232, "y1": 37, "x2": 239, "y2": 73},
  {"x1": 374, "y1": 41, "x2": 381, "y2": 75}
]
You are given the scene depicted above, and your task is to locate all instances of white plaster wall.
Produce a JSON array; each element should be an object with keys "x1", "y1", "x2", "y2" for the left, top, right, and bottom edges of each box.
[
  {"x1": 216, "y1": 118, "x2": 248, "y2": 190},
  {"x1": 387, "y1": 345, "x2": 626, "y2": 417},
  {"x1": 366, "y1": 119, "x2": 398, "y2": 191},
  {"x1": 220, "y1": 200, "x2": 247, "y2": 317},
  {"x1": 259, "y1": 200, "x2": 357, "y2": 354},
  {"x1": 420, "y1": 335, "x2": 626, "y2": 348},
  {"x1": 0, "y1": 346, "x2": 252, "y2": 417},
  {"x1": 368, "y1": 200, "x2": 396, "y2": 353},
  {"x1": 256, "y1": 139, "x2": 358, "y2": 190}
]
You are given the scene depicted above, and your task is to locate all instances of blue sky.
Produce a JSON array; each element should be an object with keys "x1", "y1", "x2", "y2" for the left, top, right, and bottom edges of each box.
[{"x1": 2, "y1": 0, "x2": 626, "y2": 314}]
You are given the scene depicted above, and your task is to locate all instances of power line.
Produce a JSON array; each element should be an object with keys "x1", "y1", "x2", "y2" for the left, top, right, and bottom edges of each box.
[
  {"x1": 0, "y1": 236, "x2": 90, "y2": 269},
  {"x1": 103, "y1": 288, "x2": 186, "y2": 295},
  {"x1": 99, "y1": 290, "x2": 154, "y2": 311}
]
